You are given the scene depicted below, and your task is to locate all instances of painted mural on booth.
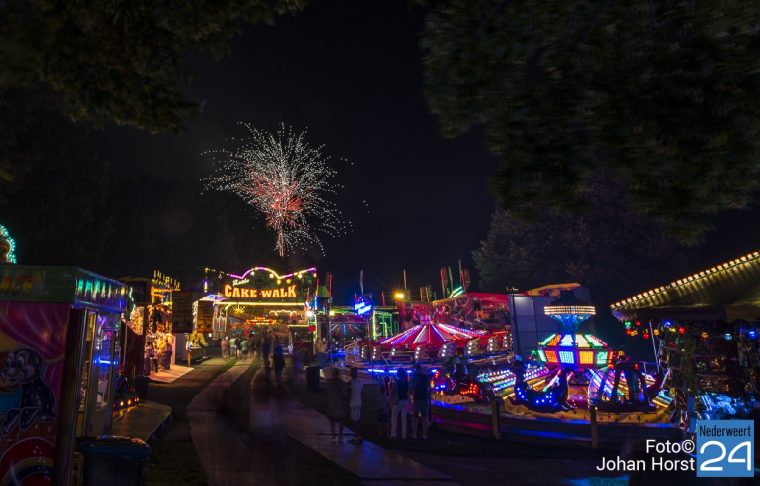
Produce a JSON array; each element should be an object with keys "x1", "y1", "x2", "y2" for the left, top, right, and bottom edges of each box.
[{"x1": 0, "y1": 302, "x2": 69, "y2": 484}]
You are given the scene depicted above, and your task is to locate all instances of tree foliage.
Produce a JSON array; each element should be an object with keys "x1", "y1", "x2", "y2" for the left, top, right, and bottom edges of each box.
[
  {"x1": 0, "y1": 116, "x2": 113, "y2": 268},
  {"x1": 422, "y1": 0, "x2": 760, "y2": 243},
  {"x1": 0, "y1": 0, "x2": 306, "y2": 132},
  {"x1": 473, "y1": 174, "x2": 692, "y2": 305}
]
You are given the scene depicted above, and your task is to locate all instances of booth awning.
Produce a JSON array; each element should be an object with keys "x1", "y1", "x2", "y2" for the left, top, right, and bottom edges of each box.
[{"x1": 610, "y1": 251, "x2": 760, "y2": 322}]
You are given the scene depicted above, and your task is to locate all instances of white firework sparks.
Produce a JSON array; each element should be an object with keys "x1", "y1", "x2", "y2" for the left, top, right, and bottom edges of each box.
[{"x1": 205, "y1": 122, "x2": 349, "y2": 257}]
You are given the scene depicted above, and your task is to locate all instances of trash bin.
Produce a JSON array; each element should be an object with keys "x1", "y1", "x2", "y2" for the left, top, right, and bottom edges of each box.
[
  {"x1": 306, "y1": 366, "x2": 320, "y2": 392},
  {"x1": 77, "y1": 436, "x2": 152, "y2": 486},
  {"x1": 134, "y1": 375, "x2": 149, "y2": 399}
]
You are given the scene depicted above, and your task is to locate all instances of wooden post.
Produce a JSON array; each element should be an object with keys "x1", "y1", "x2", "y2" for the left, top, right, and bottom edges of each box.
[
  {"x1": 590, "y1": 405, "x2": 599, "y2": 449},
  {"x1": 491, "y1": 399, "x2": 501, "y2": 440}
]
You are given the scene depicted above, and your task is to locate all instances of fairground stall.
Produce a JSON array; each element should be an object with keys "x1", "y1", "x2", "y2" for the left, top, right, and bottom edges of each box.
[
  {"x1": 171, "y1": 291, "x2": 214, "y2": 365},
  {"x1": 611, "y1": 250, "x2": 760, "y2": 434},
  {"x1": 120, "y1": 271, "x2": 180, "y2": 380},
  {"x1": 0, "y1": 265, "x2": 128, "y2": 483},
  {"x1": 204, "y1": 266, "x2": 318, "y2": 351}
]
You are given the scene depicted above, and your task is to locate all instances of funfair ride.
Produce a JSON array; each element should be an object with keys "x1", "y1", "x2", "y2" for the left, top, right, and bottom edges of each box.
[
  {"x1": 436, "y1": 291, "x2": 673, "y2": 430},
  {"x1": 344, "y1": 312, "x2": 512, "y2": 374}
]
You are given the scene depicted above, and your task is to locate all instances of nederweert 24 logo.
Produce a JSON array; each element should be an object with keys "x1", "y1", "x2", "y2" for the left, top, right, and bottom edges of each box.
[{"x1": 696, "y1": 420, "x2": 755, "y2": 477}]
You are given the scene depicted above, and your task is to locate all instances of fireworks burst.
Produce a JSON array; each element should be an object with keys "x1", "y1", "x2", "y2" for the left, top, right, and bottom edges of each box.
[{"x1": 205, "y1": 123, "x2": 349, "y2": 257}]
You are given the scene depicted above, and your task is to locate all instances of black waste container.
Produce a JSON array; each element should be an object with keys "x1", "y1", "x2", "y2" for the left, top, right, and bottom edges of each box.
[
  {"x1": 306, "y1": 366, "x2": 320, "y2": 391},
  {"x1": 77, "y1": 436, "x2": 152, "y2": 486},
  {"x1": 134, "y1": 375, "x2": 149, "y2": 399}
]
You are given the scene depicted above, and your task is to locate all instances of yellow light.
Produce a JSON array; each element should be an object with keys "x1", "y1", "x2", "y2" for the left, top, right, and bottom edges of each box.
[
  {"x1": 394, "y1": 292, "x2": 405, "y2": 300},
  {"x1": 329, "y1": 310, "x2": 335, "y2": 316}
]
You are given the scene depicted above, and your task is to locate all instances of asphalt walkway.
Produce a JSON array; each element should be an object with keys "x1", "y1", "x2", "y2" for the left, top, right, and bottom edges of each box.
[
  {"x1": 248, "y1": 367, "x2": 455, "y2": 485},
  {"x1": 184, "y1": 358, "x2": 454, "y2": 485}
]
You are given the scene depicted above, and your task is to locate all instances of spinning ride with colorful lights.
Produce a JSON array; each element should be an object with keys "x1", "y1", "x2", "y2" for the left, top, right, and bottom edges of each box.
[
  {"x1": 535, "y1": 291, "x2": 621, "y2": 369},
  {"x1": 463, "y1": 291, "x2": 670, "y2": 417},
  {"x1": 345, "y1": 312, "x2": 511, "y2": 367}
]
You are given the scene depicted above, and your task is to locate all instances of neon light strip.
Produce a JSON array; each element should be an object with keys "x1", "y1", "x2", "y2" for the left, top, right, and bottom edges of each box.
[
  {"x1": 228, "y1": 266, "x2": 317, "y2": 280},
  {"x1": 223, "y1": 302, "x2": 304, "y2": 307},
  {"x1": 612, "y1": 250, "x2": 760, "y2": 309}
]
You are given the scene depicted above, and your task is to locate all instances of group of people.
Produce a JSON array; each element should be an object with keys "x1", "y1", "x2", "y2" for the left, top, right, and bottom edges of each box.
[
  {"x1": 221, "y1": 335, "x2": 252, "y2": 360},
  {"x1": 221, "y1": 332, "x2": 288, "y2": 384},
  {"x1": 145, "y1": 336, "x2": 173, "y2": 373},
  {"x1": 325, "y1": 364, "x2": 431, "y2": 443}
]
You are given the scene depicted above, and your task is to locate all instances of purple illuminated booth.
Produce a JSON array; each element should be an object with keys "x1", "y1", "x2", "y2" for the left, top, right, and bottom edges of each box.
[{"x1": 0, "y1": 265, "x2": 127, "y2": 484}]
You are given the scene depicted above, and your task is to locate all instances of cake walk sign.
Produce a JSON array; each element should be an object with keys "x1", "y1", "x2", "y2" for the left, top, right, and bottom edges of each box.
[{"x1": 222, "y1": 284, "x2": 298, "y2": 299}]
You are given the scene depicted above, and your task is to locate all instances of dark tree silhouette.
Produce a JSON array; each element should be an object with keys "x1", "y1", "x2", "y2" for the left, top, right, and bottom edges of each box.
[
  {"x1": 473, "y1": 175, "x2": 693, "y2": 306},
  {"x1": 0, "y1": 0, "x2": 306, "y2": 132},
  {"x1": 422, "y1": 0, "x2": 760, "y2": 244}
]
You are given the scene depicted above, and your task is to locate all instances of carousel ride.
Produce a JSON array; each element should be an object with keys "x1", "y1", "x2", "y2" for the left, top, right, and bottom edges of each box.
[
  {"x1": 435, "y1": 291, "x2": 674, "y2": 425},
  {"x1": 344, "y1": 311, "x2": 512, "y2": 372}
]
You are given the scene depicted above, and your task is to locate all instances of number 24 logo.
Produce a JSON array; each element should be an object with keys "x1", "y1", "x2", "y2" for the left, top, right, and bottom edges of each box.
[{"x1": 699, "y1": 441, "x2": 752, "y2": 472}]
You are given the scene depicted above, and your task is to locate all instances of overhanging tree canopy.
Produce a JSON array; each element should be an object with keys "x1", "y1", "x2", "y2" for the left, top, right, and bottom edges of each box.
[
  {"x1": 421, "y1": 0, "x2": 760, "y2": 243},
  {"x1": 0, "y1": 0, "x2": 306, "y2": 132}
]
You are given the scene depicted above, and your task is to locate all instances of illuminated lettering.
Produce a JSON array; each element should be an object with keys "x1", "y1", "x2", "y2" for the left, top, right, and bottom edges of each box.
[{"x1": 223, "y1": 284, "x2": 297, "y2": 300}]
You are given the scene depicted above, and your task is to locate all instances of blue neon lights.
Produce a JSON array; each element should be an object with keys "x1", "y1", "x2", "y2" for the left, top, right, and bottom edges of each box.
[{"x1": 558, "y1": 350, "x2": 575, "y2": 364}]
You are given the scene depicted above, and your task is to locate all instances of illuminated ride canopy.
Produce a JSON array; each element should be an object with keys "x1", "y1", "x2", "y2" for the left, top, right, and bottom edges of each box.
[
  {"x1": 537, "y1": 291, "x2": 622, "y2": 369},
  {"x1": 379, "y1": 322, "x2": 485, "y2": 349}
]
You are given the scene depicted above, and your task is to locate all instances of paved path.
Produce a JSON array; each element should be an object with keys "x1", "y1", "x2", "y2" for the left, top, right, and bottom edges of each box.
[
  {"x1": 249, "y1": 367, "x2": 456, "y2": 485},
  {"x1": 187, "y1": 361, "x2": 266, "y2": 486},
  {"x1": 285, "y1": 406, "x2": 454, "y2": 484},
  {"x1": 185, "y1": 359, "x2": 454, "y2": 485},
  {"x1": 149, "y1": 364, "x2": 194, "y2": 383}
]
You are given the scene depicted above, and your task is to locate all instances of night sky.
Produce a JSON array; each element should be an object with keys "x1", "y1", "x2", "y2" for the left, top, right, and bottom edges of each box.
[
  {"x1": 87, "y1": 0, "x2": 760, "y2": 304},
  {"x1": 91, "y1": 1, "x2": 498, "y2": 302}
]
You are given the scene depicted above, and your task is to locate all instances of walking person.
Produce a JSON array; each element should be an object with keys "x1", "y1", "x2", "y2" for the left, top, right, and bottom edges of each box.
[
  {"x1": 348, "y1": 367, "x2": 363, "y2": 443},
  {"x1": 164, "y1": 340, "x2": 173, "y2": 370},
  {"x1": 240, "y1": 337, "x2": 249, "y2": 361},
  {"x1": 149, "y1": 343, "x2": 159, "y2": 373},
  {"x1": 410, "y1": 364, "x2": 430, "y2": 439},
  {"x1": 262, "y1": 335, "x2": 271, "y2": 367},
  {"x1": 377, "y1": 375, "x2": 391, "y2": 438},
  {"x1": 185, "y1": 337, "x2": 193, "y2": 367},
  {"x1": 390, "y1": 368, "x2": 409, "y2": 439},
  {"x1": 273, "y1": 340, "x2": 285, "y2": 384},
  {"x1": 221, "y1": 336, "x2": 229, "y2": 359},
  {"x1": 325, "y1": 367, "x2": 348, "y2": 443},
  {"x1": 229, "y1": 337, "x2": 238, "y2": 360}
]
